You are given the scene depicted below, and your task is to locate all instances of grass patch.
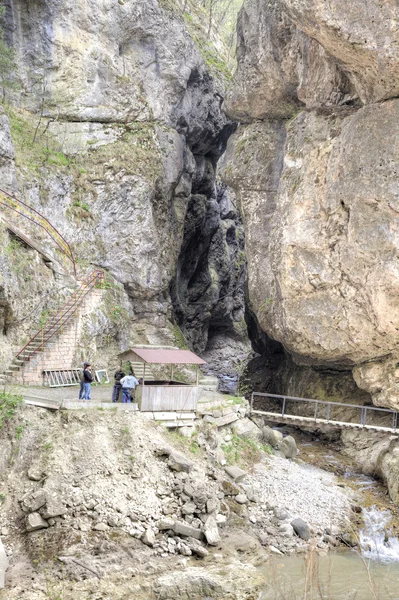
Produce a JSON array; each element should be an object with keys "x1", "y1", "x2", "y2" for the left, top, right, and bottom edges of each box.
[
  {"x1": 221, "y1": 434, "x2": 273, "y2": 467},
  {"x1": 0, "y1": 392, "x2": 23, "y2": 429}
]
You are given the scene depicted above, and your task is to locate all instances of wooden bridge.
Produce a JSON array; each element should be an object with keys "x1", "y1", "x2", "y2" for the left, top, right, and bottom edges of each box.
[{"x1": 250, "y1": 392, "x2": 399, "y2": 434}]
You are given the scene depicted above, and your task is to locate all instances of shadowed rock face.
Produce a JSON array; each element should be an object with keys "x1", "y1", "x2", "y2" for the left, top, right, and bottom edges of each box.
[{"x1": 222, "y1": 0, "x2": 399, "y2": 409}]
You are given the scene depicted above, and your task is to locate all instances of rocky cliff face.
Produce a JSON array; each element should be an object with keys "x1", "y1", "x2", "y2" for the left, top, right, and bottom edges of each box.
[
  {"x1": 222, "y1": 0, "x2": 399, "y2": 409},
  {"x1": 0, "y1": 0, "x2": 248, "y2": 372}
]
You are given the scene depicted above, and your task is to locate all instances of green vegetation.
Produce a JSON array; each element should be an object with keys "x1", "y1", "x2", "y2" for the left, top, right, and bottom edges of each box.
[
  {"x1": 0, "y1": 392, "x2": 23, "y2": 429},
  {"x1": 221, "y1": 434, "x2": 273, "y2": 467},
  {"x1": 15, "y1": 423, "x2": 26, "y2": 440},
  {"x1": 0, "y1": 493, "x2": 5, "y2": 504},
  {"x1": 0, "y1": 5, "x2": 17, "y2": 95}
]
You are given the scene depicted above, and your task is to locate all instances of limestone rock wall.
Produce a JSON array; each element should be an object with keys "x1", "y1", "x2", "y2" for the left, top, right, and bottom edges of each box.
[
  {"x1": 222, "y1": 0, "x2": 399, "y2": 409},
  {"x1": 0, "y1": 0, "x2": 247, "y2": 371}
]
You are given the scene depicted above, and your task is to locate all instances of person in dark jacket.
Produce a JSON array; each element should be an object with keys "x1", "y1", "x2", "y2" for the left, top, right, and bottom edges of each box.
[
  {"x1": 83, "y1": 364, "x2": 93, "y2": 400},
  {"x1": 79, "y1": 362, "x2": 89, "y2": 399},
  {"x1": 112, "y1": 365, "x2": 125, "y2": 403}
]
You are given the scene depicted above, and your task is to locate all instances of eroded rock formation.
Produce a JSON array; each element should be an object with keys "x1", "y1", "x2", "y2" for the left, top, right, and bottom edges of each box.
[
  {"x1": 0, "y1": 0, "x2": 248, "y2": 370},
  {"x1": 222, "y1": 0, "x2": 399, "y2": 409}
]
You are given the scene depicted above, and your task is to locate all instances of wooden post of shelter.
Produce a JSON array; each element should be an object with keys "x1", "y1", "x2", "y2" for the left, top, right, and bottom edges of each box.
[{"x1": 143, "y1": 363, "x2": 146, "y2": 386}]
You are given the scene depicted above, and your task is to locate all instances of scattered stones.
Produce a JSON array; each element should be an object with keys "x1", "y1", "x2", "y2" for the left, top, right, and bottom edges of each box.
[
  {"x1": 167, "y1": 453, "x2": 193, "y2": 473},
  {"x1": 279, "y1": 524, "x2": 294, "y2": 537},
  {"x1": 206, "y1": 497, "x2": 219, "y2": 514},
  {"x1": 224, "y1": 465, "x2": 247, "y2": 483},
  {"x1": 340, "y1": 532, "x2": 358, "y2": 547},
  {"x1": 173, "y1": 521, "x2": 203, "y2": 540},
  {"x1": 0, "y1": 538, "x2": 8, "y2": 589},
  {"x1": 235, "y1": 494, "x2": 248, "y2": 505},
  {"x1": 26, "y1": 513, "x2": 49, "y2": 532},
  {"x1": 291, "y1": 518, "x2": 311, "y2": 541},
  {"x1": 142, "y1": 528, "x2": 156, "y2": 547},
  {"x1": 204, "y1": 515, "x2": 221, "y2": 546}
]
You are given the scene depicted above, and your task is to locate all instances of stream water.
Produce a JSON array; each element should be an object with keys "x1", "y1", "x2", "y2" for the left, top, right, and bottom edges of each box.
[{"x1": 260, "y1": 427, "x2": 399, "y2": 600}]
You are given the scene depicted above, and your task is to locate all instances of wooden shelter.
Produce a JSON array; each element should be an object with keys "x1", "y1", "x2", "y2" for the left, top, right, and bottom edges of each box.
[{"x1": 118, "y1": 347, "x2": 206, "y2": 413}]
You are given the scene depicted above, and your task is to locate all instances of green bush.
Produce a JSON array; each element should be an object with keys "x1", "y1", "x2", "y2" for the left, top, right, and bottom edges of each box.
[{"x1": 0, "y1": 392, "x2": 23, "y2": 429}]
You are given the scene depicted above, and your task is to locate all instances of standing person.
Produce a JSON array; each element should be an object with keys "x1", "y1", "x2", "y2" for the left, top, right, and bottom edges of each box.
[
  {"x1": 79, "y1": 362, "x2": 89, "y2": 399},
  {"x1": 112, "y1": 365, "x2": 125, "y2": 403},
  {"x1": 120, "y1": 371, "x2": 139, "y2": 403},
  {"x1": 83, "y1": 364, "x2": 93, "y2": 400}
]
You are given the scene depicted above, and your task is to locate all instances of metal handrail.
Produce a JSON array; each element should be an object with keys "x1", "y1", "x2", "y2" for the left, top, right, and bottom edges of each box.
[
  {"x1": 0, "y1": 187, "x2": 76, "y2": 276},
  {"x1": 15, "y1": 270, "x2": 104, "y2": 363},
  {"x1": 251, "y1": 392, "x2": 398, "y2": 431}
]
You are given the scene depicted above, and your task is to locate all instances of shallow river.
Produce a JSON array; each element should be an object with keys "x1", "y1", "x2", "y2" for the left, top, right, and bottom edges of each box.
[
  {"x1": 260, "y1": 552, "x2": 399, "y2": 600},
  {"x1": 259, "y1": 426, "x2": 399, "y2": 600}
]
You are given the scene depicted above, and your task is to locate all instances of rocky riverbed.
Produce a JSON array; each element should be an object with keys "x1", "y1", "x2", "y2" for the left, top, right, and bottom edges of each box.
[{"x1": 0, "y1": 391, "x2": 377, "y2": 599}]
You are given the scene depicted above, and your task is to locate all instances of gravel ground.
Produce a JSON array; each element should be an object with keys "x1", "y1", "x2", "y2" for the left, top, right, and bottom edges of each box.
[{"x1": 241, "y1": 455, "x2": 355, "y2": 552}]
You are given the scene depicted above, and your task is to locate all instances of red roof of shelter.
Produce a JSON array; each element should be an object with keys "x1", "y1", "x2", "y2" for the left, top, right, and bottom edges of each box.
[{"x1": 122, "y1": 347, "x2": 206, "y2": 365}]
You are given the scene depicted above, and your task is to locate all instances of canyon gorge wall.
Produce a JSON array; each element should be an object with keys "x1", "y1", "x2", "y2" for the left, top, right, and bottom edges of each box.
[
  {"x1": 0, "y1": 0, "x2": 248, "y2": 375},
  {"x1": 222, "y1": 0, "x2": 399, "y2": 410}
]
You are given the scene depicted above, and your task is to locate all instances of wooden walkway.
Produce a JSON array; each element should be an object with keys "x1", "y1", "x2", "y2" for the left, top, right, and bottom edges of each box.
[{"x1": 250, "y1": 392, "x2": 399, "y2": 435}]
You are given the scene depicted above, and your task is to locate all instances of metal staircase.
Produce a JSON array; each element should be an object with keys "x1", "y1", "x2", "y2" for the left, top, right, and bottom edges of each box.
[{"x1": 0, "y1": 270, "x2": 104, "y2": 385}]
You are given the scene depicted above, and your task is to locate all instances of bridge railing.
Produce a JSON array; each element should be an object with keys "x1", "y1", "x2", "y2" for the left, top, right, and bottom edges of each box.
[
  {"x1": 250, "y1": 392, "x2": 398, "y2": 431},
  {"x1": 0, "y1": 187, "x2": 76, "y2": 276}
]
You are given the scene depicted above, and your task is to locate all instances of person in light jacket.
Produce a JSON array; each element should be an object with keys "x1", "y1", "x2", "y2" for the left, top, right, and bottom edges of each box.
[{"x1": 120, "y1": 371, "x2": 139, "y2": 403}]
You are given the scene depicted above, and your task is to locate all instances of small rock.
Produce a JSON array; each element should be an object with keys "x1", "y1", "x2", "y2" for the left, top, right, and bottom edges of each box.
[
  {"x1": 279, "y1": 436, "x2": 298, "y2": 459},
  {"x1": 216, "y1": 514, "x2": 227, "y2": 524},
  {"x1": 26, "y1": 513, "x2": 49, "y2": 532},
  {"x1": 183, "y1": 484, "x2": 194, "y2": 497},
  {"x1": 221, "y1": 480, "x2": 240, "y2": 496},
  {"x1": 204, "y1": 515, "x2": 221, "y2": 546},
  {"x1": 235, "y1": 494, "x2": 248, "y2": 505},
  {"x1": 21, "y1": 490, "x2": 47, "y2": 513},
  {"x1": 261, "y1": 426, "x2": 283, "y2": 449},
  {"x1": 291, "y1": 518, "x2": 310, "y2": 541},
  {"x1": 167, "y1": 453, "x2": 193, "y2": 473},
  {"x1": 206, "y1": 497, "x2": 219, "y2": 514},
  {"x1": 192, "y1": 545, "x2": 209, "y2": 558},
  {"x1": 142, "y1": 528, "x2": 156, "y2": 547},
  {"x1": 174, "y1": 521, "x2": 203, "y2": 540},
  {"x1": 157, "y1": 518, "x2": 175, "y2": 531},
  {"x1": 42, "y1": 500, "x2": 67, "y2": 519},
  {"x1": 224, "y1": 465, "x2": 247, "y2": 483},
  {"x1": 351, "y1": 504, "x2": 362, "y2": 514},
  {"x1": 153, "y1": 444, "x2": 172, "y2": 457},
  {"x1": 181, "y1": 502, "x2": 196, "y2": 515},
  {"x1": 93, "y1": 522, "x2": 108, "y2": 532},
  {"x1": 274, "y1": 508, "x2": 289, "y2": 520},
  {"x1": 279, "y1": 524, "x2": 294, "y2": 537},
  {"x1": 0, "y1": 538, "x2": 8, "y2": 589},
  {"x1": 257, "y1": 532, "x2": 268, "y2": 546},
  {"x1": 249, "y1": 515, "x2": 257, "y2": 524},
  {"x1": 269, "y1": 545, "x2": 283, "y2": 555},
  {"x1": 202, "y1": 415, "x2": 215, "y2": 424},
  {"x1": 340, "y1": 532, "x2": 358, "y2": 547},
  {"x1": 27, "y1": 467, "x2": 44, "y2": 482},
  {"x1": 179, "y1": 543, "x2": 192, "y2": 556}
]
